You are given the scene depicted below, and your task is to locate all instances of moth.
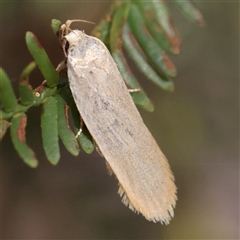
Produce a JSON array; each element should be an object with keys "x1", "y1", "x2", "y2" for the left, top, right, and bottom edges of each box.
[{"x1": 60, "y1": 20, "x2": 177, "y2": 224}]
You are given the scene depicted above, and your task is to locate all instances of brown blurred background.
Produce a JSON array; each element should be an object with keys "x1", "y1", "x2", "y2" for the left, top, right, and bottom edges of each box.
[{"x1": 1, "y1": 1, "x2": 239, "y2": 239}]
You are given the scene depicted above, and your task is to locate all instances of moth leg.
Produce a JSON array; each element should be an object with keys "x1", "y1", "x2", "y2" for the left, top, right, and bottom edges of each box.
[
  {"x1": 56, "y1": 61, "x2": 66, "y2": 73},
  {"x1": 128, "y1": 88, "x2": 140, "y2": 93},
  {"x1": 75, "y1": 117, "x2": 84, "y2": 138},
  {"x1": 59, "y1": 24, "x2": 71, "y2": 57},
  {"x1": 124, "y1": 82, "x2": 141, "y2": 93}
]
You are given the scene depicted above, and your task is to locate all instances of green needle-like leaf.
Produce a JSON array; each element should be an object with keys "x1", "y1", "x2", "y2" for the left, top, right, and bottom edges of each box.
[
  {"x1": 51, "y1": 19, "x2": 62, "y2": 35},
  {"x1": 19, "y1": 62, "x2": 36, "y2": 106},
  {"x1": 135, "y1": 1, "x2": 178, "y2": 54},
  {"x1": 41, "y1": 96, "x2": 60, "y2": 165},
  {"x1": 78, "y1": 127, "x2": 95, "y2": 154},
  {"x1": 149, "y1": 0, "x2": 181, "y2": 51},
  {"x1": 0, "y1": 68, "x2": 18, "y2": 112},
  {"x1": 26, "y1": 31, "x2": 59, "y2": 88},
  {"x1": 173, "y1": 0, "x2": 205, "y2": 26},
  {"x1": 112, "y1": 51, "x2": 154, "y2": 112},
  {"x1": 123, "y1": 24, "x2": 174, "y2": 91},
  {"x1": 56, "y1": 93, "x2": 79, "y2": 156},
  {"x1": 128, "y1": 3, "x2": 177, "y2": 78},
  {"x1": 10, "y1": 113, "x2": 38, "y2": 168},
  {"x1": 110, "y1": 1, "x2": 130, "y2": 52},
  {"x1": 92, "y1": 18, "x2": 111, "y2": 43},
  {"x1": 91, "y1": 5, "x2": 115, "y2": 43}
]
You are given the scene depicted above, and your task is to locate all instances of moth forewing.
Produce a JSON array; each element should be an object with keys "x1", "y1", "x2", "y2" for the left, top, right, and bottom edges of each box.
[{"x1": 64, "y1": 29, "x2": 177, "y2": 224}]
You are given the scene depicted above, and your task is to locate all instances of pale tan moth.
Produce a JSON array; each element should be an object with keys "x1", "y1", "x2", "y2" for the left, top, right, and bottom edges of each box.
[{"x1": 60, "y1": 20, "x2": 177, "y2": 224}]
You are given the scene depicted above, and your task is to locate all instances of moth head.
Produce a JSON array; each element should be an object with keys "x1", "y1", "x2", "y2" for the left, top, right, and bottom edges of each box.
[{"x1": 59, "y1": 19, "x2": 95, "y2": 57}]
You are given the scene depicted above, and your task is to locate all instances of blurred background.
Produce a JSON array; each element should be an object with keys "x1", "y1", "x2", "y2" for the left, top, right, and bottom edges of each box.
[{"x1": 1, "y1": 1, "x2": 238, "y2": 239}]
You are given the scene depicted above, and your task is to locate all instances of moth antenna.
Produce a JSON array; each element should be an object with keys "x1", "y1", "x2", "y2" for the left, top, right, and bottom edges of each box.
[{"x1": 65, "y1": 19, "x2": 95, "y2": 29}]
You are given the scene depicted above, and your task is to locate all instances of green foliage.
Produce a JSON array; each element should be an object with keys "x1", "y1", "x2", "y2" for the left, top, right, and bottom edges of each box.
[
  {"x1": 128, "y1": 3, "x2": 177, "y2": 78},
  {"x1": 56, "y1": 93, "x2": 79, "y2": 157},
  {"x1": 19, "y1": 62, "x2": 36, "y2": 106},
  {"x1": 0, "y1": 0, "x2": 204, "y2": 167},
  {"x1": 10, "y1": 113, "x2": 38, "y2": 168},
  {"x1": 25, "y1": 31, "x2": 59, "y2": 88},
  {"x1": 41, "y1": 96, "x2": 60, "y2": 165},
  {"x1": 0, "y1": 68, "x2": 18, "y2": 113}
]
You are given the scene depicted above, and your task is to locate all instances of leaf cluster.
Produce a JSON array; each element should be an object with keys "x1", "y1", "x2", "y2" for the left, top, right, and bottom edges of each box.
[{"x1": 0, "y1": 0, "x2": 204, "y2": 167}]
